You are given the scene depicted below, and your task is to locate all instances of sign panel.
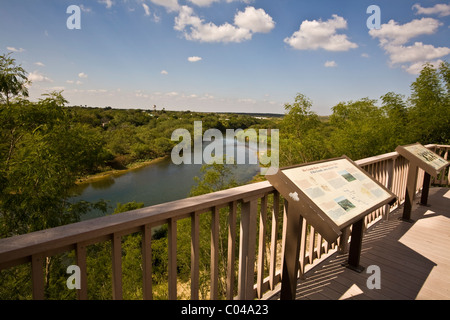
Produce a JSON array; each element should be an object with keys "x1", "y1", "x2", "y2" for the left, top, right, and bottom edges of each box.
[
  {"x1": 267, "y1": 156, "x2": 396, "y2": 242},
  {"x1": 396, "y1": 143, "x2": 449, "y2": 177}
]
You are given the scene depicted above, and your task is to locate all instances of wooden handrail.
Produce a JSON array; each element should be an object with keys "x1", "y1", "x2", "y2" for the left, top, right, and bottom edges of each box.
[
  {"x1": 0, "y1": 144, "x2": 449, "y2": 300},
  {"x1": 0, "y1": 181, "x2": 274, "y2": 270}
]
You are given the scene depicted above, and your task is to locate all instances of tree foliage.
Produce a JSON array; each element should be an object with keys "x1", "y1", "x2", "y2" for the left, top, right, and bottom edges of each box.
[
  {"x1": 279, "y1": 61, "x2": 449, "y2": 167},
  {"x1": 0, "y1": 53, "x2": 29, "y2": 104}
]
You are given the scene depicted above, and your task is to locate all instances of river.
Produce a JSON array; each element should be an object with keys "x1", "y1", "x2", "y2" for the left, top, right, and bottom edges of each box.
[{"x1": 70, "y1": 139, "x2": 261, "y2": 220}]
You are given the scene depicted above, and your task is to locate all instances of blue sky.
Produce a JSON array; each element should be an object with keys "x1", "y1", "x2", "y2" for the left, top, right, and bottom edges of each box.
[{"x1": 1, "y1": 0, "x2": 449, "y2": 115}]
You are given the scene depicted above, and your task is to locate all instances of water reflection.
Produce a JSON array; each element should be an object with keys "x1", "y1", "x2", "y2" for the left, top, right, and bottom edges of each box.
[{"x1": 71, "y1": 139, "x2": 261, "y2": 220}]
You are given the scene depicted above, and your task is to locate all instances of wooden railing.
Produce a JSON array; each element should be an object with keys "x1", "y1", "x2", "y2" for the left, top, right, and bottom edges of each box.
[{"x1": 0, "y1": 144, "x2": 448, "y2": 300}]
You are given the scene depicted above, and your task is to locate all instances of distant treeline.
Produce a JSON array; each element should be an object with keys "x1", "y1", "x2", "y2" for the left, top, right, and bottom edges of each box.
[{"x1": 64, "y1": 106, "x2": 278, "y2": 170}]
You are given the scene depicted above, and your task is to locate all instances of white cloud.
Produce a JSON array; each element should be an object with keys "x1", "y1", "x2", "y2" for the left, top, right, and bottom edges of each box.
[
  {"x1": 284, "y1": 14, "x2": 358, "y2": 51},
  {"x1": 324, "y1": 60, "x2": 337, "y2": 67},
  {"x1": 142, "y1": 3, "x2": 151, "y2": 16},
  {"x1": 34, "y1": 62, "x2": 45, "y2": 67},
  {"x1": 28, "y1": 71, "x2": 52, "y2": 83},
  {"x1": 187, "y1": 0, "x2": 219, "y2": 6},
  {"x1": 6, "y1": 47, "x2": 25, "y2": 53},
  {"x1": 161, "y1": 70, "x2": 168, "y2": 75},
  {"x1": 187, "y1": 56, "x2": 202, "y2": 62},
  {"x1": 174, "y1": 5, "x2": 274, "y2": 43},
  {"x1": 234, "y1": 6, "x2": 275, "y2": 33},
  {"x1": 403, "y1": 59, "x2": 444, "y2": 74},
  {"x1": 175, "y1": 6, "x2": 250, "y2": 43},
  {"x1": 412, "y1": 3, "x2": 450, "y2": 17},
  {"x1": 98, "y1": 0, "x2": 113, "y2": 9},
  {"x1": 150, "y1": 0, "x2": 179, "y2": 12},
  {"x1": 361, "y1": 53, "x2": 370, "y2": 58},
  {"x1": 78, "y1": 72, "x2": 88, "y2": 78},
  {"x1": 369, "y1": 18, "x2": 450, "y2": 74},
  {"x1": 384, "y1": 42, "x2": 450, "y2": 65},
  {"x1": 369, "y1": 18, "x2": 441, "y2": 46},
  {"x1": 66, "y1": 80, "x2": 74, "y2": 84}
]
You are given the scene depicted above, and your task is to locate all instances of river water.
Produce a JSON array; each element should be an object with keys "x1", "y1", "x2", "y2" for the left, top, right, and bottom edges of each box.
[{"x1": 70, "y1": 139, "x2": 260, "y2": 220}]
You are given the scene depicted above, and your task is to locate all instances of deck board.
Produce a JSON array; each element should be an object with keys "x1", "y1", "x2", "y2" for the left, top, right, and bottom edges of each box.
[{"x1": 266, "y1": 187, "x2": 450, "y2": 300}]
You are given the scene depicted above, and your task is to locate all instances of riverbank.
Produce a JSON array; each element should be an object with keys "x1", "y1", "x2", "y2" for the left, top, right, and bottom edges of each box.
[{"x1": 76, "y1": 156, "x2": 169, "y2": 185}]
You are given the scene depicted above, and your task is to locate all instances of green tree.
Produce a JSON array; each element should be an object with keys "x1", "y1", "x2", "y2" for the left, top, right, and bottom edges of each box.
[
  {"x1": 0, "y1": 53, "x2": 29, "y2": 105},
  {"x1": 279, "y1": 93, "x2": 328, "y2": 166},
  {"x1": 380, "y1": 92, "x2": 409, "y2": 151},
  {"x1": 408, "y1": 62, "x2": 450, "y2": 144},
  {"x1": 329, "y1": 98, "x2": 385, "y2": 159}
]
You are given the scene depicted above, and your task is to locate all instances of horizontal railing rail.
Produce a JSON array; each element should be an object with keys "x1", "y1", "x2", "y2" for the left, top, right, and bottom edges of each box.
[{"x1": 0, "y1": 144, "x2": 448, "y2": 300}]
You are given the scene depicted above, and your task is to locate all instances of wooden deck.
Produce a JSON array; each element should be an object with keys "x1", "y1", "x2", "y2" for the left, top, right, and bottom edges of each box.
[{"x1": 266, "y1": 187, "x2": 450, "y2": 300}]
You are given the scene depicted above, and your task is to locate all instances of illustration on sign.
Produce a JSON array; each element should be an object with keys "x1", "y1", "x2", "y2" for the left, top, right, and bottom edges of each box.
[
  {"x1": 282, "y1": 158, "x2": 392, "y2": 227},
  {"x1": 403, "y1": 144, "x2": 448, "y2": 171}
]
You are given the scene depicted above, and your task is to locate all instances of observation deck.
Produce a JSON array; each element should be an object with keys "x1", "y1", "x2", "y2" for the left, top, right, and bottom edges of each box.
[{"x1": 0, "y1": 144, "x2": 449, "y2": 300}]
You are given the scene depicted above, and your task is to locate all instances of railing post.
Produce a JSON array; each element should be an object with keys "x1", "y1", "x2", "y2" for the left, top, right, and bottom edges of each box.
[
  {"x1": 142, "y1": 224, "x2": 153, "y2": 300},
  {"x1": 256, "y1": 195, "x2": 268, "y2": 299},
  {"x1": 31, "y1": 254, "x2": 45, "y2": 300},
  {"x1": 226, "y1": 201, "x2": 237, "y2": 300},
  {"x1": 383, "y1": 158, "x2": 395, "y2": 220},
  {"x1": 168, "y1": 218, "x2": 177, "y2": 300},
  {"x1": 111, "y1": 233, "x2": 123, "y2": 300},
  {"x1": 75, "y1": 242, "x2": 88, "y2": 300},
  {"x1": 269, "y1": 191, "x2": 280, "y2": 290},
  {"x1": 210, "y1": 206, "x2": 219, "y2": 300},
  {"x1": 191, "y1": 212, "x2": 200, "y2": 300},
  {"x1": 238, "y1": 197, "x2": 257, "y2": 300}
]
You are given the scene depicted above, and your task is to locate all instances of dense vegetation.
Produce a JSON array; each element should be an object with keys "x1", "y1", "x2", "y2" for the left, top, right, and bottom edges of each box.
[
  {"x1": 0, "y1": 51, "x2": 448, "y2": 299},
  {"x1": 279, "y1": 62, "x2": 449, "y2": 166}
]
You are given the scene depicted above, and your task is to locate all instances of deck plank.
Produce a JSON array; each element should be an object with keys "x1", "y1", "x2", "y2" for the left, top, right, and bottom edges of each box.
[{"x1": 266, "y1": 187, "x2": 450, "y2": 300}]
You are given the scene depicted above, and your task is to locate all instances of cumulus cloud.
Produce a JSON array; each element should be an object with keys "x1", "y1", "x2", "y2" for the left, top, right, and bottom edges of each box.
[
  {"x1": 404, "y1": 59, "x2": 444, "y2": 74},
  {"x1": 174, "y1": 5, "x2": 274, "y2": 43},
  {"x1": 284, "y1": 14, "x2": 358, "y2": 51},
  {"x1": 324, "y1": 60, "x2": 337, "y2": 67},
  {"x1": 34, "y1": 62, "x2": 45, "y2": 67},
  {"x1": 384, "y1": 42, "x2": 450, "y2": 65},
  {"x1": 369, "y1": 18, "x2": 441, "y2": 46},
  {"x1": 28, "y1": 71, "x2": 53, "y2": 83},
  {"x1": 161, "y1": 70, "x2": 168, "y2": 75},
  {"x1": 78, "y1": 72, "x2": 88, "y2": 78},
  {"x1": 369, "y1": 17, "x2": 450, "y2": 74},
  {"x1": 188, "y1": 56, "x2": 202, "y2": 62},
  {"x1": 234, "y1": 6, "x2": 275, "y2": 33},
  {"x1": 412, "y1": 3, "x2": 450, "y2": 17}
]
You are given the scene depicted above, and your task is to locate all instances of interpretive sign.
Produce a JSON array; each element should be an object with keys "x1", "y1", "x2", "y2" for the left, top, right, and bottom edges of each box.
[
  {"x1": 267, "y1": 156, "x2": 397, "y2": 243},
  {"x1": 267, "y1": 156, "x2": 397, "y2": 299},
  {"x1": 395, "y1": 143, "x2": 449, "y2": 220},
  {"x1": 395, "y1": 143, "x2": 449, "y2": 177}
]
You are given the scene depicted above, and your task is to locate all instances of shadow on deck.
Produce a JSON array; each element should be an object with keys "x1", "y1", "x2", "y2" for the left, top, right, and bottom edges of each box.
[{"x1": 266, "y1": 187, "x2": 450, "y2": 300}]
